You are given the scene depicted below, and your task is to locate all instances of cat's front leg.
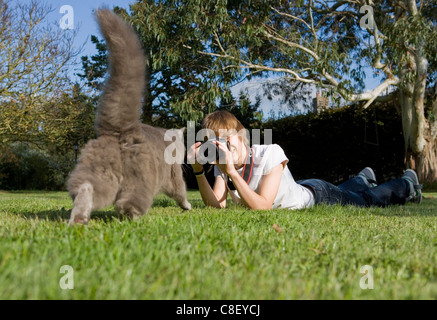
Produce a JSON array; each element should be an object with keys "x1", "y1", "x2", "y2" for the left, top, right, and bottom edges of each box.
[
  {"x1": 180, "y1": 200, "x2": 191, "y2": 210},
  {"x1": 68, "y1": 182, "x2": 94, "y2": 226}
]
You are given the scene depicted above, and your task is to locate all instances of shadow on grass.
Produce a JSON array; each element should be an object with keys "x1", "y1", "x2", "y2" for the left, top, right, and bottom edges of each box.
[
  {"x1": 151, "y1": 197, "x2": 205, "y2": 208},
  {"x1": 360, "y1": 196, "x2": 437, "y2": 217},
  {"x1": 16, "y1": 208, "x2": 119, "y2": 223},
  {"x1": 16, "y1": 197, "x2": 207, "y2": 223}
]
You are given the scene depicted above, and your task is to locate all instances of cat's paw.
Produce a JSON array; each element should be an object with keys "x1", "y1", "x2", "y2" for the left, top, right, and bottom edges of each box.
[
  {"x1": 181, "y1": 201, "x2": 191, "y2": 210},
  {"x1": 68, "y1": 215, "x2": 89, "y2": 226}
]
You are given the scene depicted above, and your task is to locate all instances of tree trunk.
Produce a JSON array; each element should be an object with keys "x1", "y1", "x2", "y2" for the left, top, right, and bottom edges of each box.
[
  {"x1": 400, "y1": 0, "x2": 437, "y2": 183},
  {"x1": 400, "y1": 83, "x2": 415, "y2": 153},
  {"x1": 400, "y1": 85, "x2": 437, "y2": 183},
  {"x1": 412, "y1": 124, "x2": 437, "y2": 183}
]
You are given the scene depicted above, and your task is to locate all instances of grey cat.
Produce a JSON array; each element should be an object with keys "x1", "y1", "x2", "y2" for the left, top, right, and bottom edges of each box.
[{"x1": 67, "y1": 9, "x2": 191, "y2": 225}]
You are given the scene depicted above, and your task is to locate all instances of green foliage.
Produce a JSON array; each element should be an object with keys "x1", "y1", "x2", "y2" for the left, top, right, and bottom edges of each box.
[
  {"x1": 57, "y1": 85, "x2": 97, "y2": 152},
  {"x1": 0, "y1": 143, "x2": 75, "y2": 190},
  {"x1": 77, "y1": 35, "x2": 108, "y2": 91},
  {"x1": 0, "y1": 84, "x2": 95, "y2": 150},
  {"x1": 265, "y1": 102, "x2": 405, "y2": 183},
  {"x1": 0, "y1": 84, "x2": 95, "y2": 190},
  {"x1": 380, "y1": 6, "x2": 437, "y2": 88},
  {"x1": 217, "y1": 90, "x2": 263, "y2": 129},
  {"x1": 79, "y1": 1, "x2": 241, "y2": 126},
  {"x1": 77, "y1": 1, "x2": 437, "y2": 126}
]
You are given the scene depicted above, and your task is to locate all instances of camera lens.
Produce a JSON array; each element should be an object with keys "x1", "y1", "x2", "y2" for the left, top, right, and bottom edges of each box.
[{"x1": 199, "y1": 141, "x2": 219, "y2": 164}]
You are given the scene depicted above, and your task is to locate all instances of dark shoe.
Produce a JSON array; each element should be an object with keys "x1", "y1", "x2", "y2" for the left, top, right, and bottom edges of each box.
[
  {"x1": 402, "y1": 169, "x2": 423, "y2": 204},
  {"x1": 358, "y1": 167, "x2": 377, "y2": 188}
]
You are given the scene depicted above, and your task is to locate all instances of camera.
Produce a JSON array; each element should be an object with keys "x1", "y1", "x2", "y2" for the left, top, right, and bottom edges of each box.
[{"x1": 198, "y1": 138, "x2": 230, "y2": 164}]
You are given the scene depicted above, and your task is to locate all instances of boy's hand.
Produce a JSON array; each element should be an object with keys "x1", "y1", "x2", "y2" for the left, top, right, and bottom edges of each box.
[
  {"x1": 214, "y1": 140, "x2": 237, "y2": 176},
  {"x1": 187, "y1": 142, "x2": 203, "y2": 173}
]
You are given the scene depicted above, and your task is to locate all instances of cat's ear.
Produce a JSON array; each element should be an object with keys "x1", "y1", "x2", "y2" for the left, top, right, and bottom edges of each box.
[
  {"x1": 167, "y1": 128, "x2": 185, "y2": 138},
  {"x1": 177, "y1": 127, "x2": 186, "y2": 138}
]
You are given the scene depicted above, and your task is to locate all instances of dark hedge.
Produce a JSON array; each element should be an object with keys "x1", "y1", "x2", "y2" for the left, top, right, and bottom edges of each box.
[{"x1": 265, "y1": 104, "x2": 405, "y2": 184}]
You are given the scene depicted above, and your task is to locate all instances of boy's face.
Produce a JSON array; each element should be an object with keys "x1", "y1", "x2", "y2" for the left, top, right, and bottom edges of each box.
[{"x1": 218, "y1": 132, "x2": 246, "y2": 168}]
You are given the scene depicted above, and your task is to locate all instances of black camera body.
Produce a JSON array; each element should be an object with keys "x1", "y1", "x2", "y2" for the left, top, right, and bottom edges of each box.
[{"x1": 199, "y1": 138, "x2": 229, "y2": 163}]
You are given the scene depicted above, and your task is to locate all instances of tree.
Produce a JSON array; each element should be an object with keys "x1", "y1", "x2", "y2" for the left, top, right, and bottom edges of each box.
[
  {"x1": 0, "y1": 0, "x2": 81, "y2": 147},
  {"x1": 217, "y1": 89, "x2": 263, "y2": 129},
  {"x1": 79, "y1": 1, "x2": 239, "y2": 126},
  {"x1": 168, "y1": 0, "x2": 437, "y2": 182},
  {"x1": 77, "y1": 35, "x2": 108, "y2": 91}
]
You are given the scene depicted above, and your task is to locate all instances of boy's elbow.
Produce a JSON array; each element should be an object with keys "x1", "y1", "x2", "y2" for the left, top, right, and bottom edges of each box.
[{"x1": 251, "y1": 202, "x2": 273, "y2": 210}]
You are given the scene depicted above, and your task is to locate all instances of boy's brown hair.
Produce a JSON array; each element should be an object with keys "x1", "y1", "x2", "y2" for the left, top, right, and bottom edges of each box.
[{"x1": 202, "y1": 110, "x2": 248, "y2": 144}]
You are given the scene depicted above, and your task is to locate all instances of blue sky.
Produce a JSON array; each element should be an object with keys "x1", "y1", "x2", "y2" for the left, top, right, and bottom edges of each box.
[
  {"x1": 44, "y1": 0, "x2": 133, "y2": 77},
  {"x1": 43, "y1": 0, "x2": 383, "y2": 116}
]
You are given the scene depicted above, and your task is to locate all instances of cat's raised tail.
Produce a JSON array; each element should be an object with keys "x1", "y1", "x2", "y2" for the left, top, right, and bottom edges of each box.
[{"x1": 94, "y1": 9, "x2": 145, "y2": 137}]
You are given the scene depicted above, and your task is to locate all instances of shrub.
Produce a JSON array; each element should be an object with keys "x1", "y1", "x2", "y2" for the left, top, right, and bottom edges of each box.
[{"x1": 0, "y1": 143, "x2": 75, "y2": 190}]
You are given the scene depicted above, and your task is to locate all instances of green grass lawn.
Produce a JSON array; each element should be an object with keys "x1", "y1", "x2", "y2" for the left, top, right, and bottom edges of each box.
[{"x1": 0, "y1": 189, "x2": 436, "y2": 299}]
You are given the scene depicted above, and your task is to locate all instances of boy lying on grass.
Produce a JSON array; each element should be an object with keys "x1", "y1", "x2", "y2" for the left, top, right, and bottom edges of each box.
[{"x1": 188, "y1": 110, "x2": 422, "y2": 210}]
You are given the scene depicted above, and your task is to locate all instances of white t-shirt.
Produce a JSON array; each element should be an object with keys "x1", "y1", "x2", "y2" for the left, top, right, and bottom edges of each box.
[{"x1": 214, "y1": 144, "x2": 315, "y2": 209}]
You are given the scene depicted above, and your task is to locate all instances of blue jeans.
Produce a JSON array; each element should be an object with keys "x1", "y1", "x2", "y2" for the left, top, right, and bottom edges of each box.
[{"x1": 297, "y1": 176, "x2": 410, "y2": 207}]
